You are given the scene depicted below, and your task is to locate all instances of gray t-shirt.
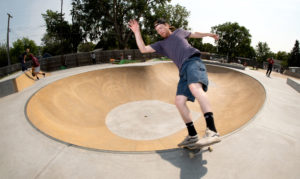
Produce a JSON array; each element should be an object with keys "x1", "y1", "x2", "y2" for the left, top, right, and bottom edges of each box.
[{"x1": 150, "y1": 28, "x2": 200, "y2": 70}]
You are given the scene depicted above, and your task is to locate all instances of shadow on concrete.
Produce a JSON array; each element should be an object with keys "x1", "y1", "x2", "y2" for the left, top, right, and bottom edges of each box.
[
  {"x1": 23, "y1": 71, "x2": 35, "y2": 80},
  {"x1": 157, "y1": 149, "x2": 208, "y2": 179}
]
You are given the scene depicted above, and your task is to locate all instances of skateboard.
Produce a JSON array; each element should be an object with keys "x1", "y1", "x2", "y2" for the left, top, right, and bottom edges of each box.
[{"x1": 181, "y1": 145, "x2": 213, "y2": 158}]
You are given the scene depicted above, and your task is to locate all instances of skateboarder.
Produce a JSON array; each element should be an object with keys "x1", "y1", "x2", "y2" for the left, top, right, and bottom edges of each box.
[
  {"x1": 128, "y1": 19, "x2": 221, "y2": 148},
  {"x1": 266, "y1": 57, "x2": 274, "y2": 77},
  {"x1": 28, "y1": 54, "x2": 45, "y2": 80}
]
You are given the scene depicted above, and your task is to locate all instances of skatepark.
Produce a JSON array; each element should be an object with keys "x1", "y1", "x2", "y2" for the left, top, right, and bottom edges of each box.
[{"x1": 0, "y1": 61, "x2": 299, "y2": 178}]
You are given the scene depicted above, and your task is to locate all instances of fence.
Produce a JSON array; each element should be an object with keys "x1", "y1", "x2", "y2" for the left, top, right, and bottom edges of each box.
[
  {"x1": 0, "y1": 49, "x2": 262, "y2": 78},
  {"x1": 0, "y1": 49, "x2": 163, "y2": 77},
  {"x1": 0, "y1": 63, "x2": 22, "y2": 78},
  {"x1": 39, "y1": 49, "x2": 165, "y2": 72}
]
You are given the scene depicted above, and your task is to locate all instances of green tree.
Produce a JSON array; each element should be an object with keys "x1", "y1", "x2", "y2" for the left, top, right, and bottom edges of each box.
[
  {"x1": 71, "y1": 0, "x2": 189, "y2": 49},
  {"x1": 9, "y1": 38, "x2": 38, "y2": 64},
  {"x1": 276, "y1": 51, "x2": 289, "y2": 68},
  {"x1": 70, "y1": 4, "x2": 86, "y2": 52},
  {"x1": 143, "y1": 3, "x2": 190, "y2": 44},
  {"x1": 78, "y1": 42, "x2": 96, "y2": 52},
  {"x1": 188, "y1": 38, "x2": 203, "y2": 51},
  {"x1": 0, "y1": 43, "x2": 8, "y2": 67},
  {"x1": 255, "y1": 42, "x2": 271, "y2": 64},
  {"x1": 276, "y1": 51, "x2": 289, "y2": 61},
  {"x1": 211, "y1": 22, "x2": 252, "y2": 61},
  {"x1": 201, "y1": 43, "x2": 217, "y2": 53},
  {"x1": 288, "y1": 40, "x2": 300, "y2": 67},
  {"x1": 41, "y1": 33, "x2": 62, "y2": 56},
  {"x1": 42, "y1": 9, "x2": 84, "y2": 55},
  {"x1": 42, "y1": 10, "x2": 71, "y2": 55}
]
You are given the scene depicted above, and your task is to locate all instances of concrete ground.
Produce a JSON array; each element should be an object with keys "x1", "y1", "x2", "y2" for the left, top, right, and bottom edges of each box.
[{"x1": 0, "y1": 61, "x2": 299, "y2": 179}]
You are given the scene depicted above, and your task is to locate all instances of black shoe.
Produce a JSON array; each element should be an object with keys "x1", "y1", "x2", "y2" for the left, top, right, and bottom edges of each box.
[{"x1": 43, "y1": 73, "x2": 46, "y2": 77}]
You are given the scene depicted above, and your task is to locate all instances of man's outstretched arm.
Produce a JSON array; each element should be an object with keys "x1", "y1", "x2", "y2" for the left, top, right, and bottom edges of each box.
[
  {"x1": 189, "y1": 32, "x2": 219, "y2": 41},
  {"x1": 128, "y1": 19, "x2": 155, "y2": 53}
]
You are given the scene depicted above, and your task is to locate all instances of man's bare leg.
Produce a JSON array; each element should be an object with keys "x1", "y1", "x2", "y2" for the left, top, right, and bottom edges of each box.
[
  {"x1": 189, "y1": 82, "x2": 217, "y2": 132},
  {"x1": 188, "y1": 83, "x2": 211, "y2": 114},
  {"x1": 186, "y1": 82, "x2": 221, "y2": 148},
  {"x1": 175, "y1": 95, "x2": 199, "y2": 147},
  {"x1": 175, "y1": 95, "x2": 192, "y2": 123}
]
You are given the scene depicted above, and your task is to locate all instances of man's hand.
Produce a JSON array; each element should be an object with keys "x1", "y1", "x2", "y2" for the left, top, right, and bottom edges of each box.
[
  {"x1": 210, "y1": 34, "x2": 219, "y2": 41},
  {"x1": 128, "y1": 19, "x2": 140, "y2": 34},
  {"x1": 127, "y1": 19, "x2": 155, "y2": 53}
]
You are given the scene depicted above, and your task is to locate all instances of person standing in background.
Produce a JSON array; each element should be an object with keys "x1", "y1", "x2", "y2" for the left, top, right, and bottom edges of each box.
[
  {"x1": 19, "y1": 48, "x2": 30, "y2": 71},
  {"x1": 266, "y1": 57, "x2": 274, "y2": 77}
]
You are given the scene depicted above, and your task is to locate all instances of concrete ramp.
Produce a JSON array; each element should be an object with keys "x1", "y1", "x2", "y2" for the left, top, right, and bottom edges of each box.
[
  {"x1": 26, "y1": 63, "x2": 265, "y2": 152},
  {"x1": 0, "y1": 70, "x2": 50, "y2": 98},
  {"x1": 15, "y1": 71, "x2": 36, "y2": 92}
]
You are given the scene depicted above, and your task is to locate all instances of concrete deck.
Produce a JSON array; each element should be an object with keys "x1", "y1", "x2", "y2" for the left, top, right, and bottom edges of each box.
[{"x1": 0, "y1": 61, "x2": 299, "y2": 179}]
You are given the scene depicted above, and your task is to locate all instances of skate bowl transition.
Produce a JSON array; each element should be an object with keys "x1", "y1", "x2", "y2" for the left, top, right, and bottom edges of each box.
[{"x1": 26, "y1": 62, "x2": 265, "y2": 152}]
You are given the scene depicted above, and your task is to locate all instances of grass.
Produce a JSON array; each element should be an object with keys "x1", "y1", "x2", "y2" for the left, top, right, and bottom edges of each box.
[{"x1": 118, "y1": 59, "x2": 142, "y2": 64}]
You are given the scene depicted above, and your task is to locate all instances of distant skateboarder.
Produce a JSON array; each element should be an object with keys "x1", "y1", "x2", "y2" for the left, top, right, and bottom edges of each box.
[
  {"x1": 128, "y1": 19, "x2": 221, "y2": 148},
  {"x1": 28, "y1": 54, "x2": 45, "y2": 80},
  {"x1": 266, "y1": 57, "x2": 274, "y2": 77}
]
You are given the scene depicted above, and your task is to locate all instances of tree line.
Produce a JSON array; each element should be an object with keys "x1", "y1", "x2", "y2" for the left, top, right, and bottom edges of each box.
[{"x1": 0, "y1": 0, "x2": 299, "y2": 68}]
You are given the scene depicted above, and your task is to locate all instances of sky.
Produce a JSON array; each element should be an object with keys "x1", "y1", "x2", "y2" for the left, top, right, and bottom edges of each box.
[
  {"x1": 0, "y1": 0, "x2": 299, "y2": 53},
  {"x1": 0, "y1": 0, "x2": 72, "y2": 46}
]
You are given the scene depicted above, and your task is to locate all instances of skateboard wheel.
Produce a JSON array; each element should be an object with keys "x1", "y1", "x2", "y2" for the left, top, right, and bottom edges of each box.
[
  {"x1": 208, "y1": 146, "x2": 213, "y2": 152},
  {"x1": 189, "y1": 152, "x2": 195, "y2": 158}
]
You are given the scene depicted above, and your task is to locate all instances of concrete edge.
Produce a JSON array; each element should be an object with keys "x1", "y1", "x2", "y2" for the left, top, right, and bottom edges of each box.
[
  {"x1": 203, "y1": 60, "x2": 245, "y2": 70},
  {"x1": 287, "y1": 78, "x2": 300, "y2": 93},
  {"x1": 0, "y1": 78, "x2": 18, "y2": 98},
  {"x1": 0, "y1": 70, "x2": 30, "y2": 98}
]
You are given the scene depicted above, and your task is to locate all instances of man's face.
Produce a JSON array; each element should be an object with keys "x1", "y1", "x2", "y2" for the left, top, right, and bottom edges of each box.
[
  {"x1": 155, "y1": 24, "x2": 171, "y2": 38},
  {"x1": 26, "y1": 48, "x2": 30, "y2": 53}
]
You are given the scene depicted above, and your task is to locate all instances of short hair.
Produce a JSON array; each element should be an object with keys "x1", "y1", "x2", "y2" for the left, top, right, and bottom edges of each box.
[
  {"x1": 154, "y1": 19, "x2": 167, "y2": 28},
  {"x1": 154, "y1": 18, "x2": 176, "y2": 32}
]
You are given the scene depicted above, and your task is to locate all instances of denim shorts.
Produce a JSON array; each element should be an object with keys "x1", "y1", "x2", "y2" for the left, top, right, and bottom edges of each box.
[{"x1": 176, "y1": 56, "x2": 208, "y2": 102}]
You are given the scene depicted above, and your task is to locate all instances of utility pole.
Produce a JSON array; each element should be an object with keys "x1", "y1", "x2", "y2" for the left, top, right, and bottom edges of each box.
[
  {"x1": 60, "y1": 0, "x2": 63, "y2": 54},
  {"x1": 61, "y1": 0, "x2": 63, "y2": 18},
  {"x1": 7, "y1": 13, "x2": 13, "y2": 66}
]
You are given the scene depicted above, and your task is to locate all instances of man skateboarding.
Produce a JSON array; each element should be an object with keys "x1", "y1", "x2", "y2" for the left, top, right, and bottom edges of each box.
[
  {"x1": 128, "y1": 19, "x2": 221, "y2": 148},
  {"x1": 28, "y1": 54, "x2": 45, "y2": 80}
]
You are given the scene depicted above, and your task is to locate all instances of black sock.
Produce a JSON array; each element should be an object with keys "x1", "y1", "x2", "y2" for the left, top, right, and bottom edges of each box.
[
  {"x1": 204, "y1": 112, "x2": 217, "y2": 132},
  {"x1": 186, "y1": 122, "x2": 197, "y2": 136}
]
